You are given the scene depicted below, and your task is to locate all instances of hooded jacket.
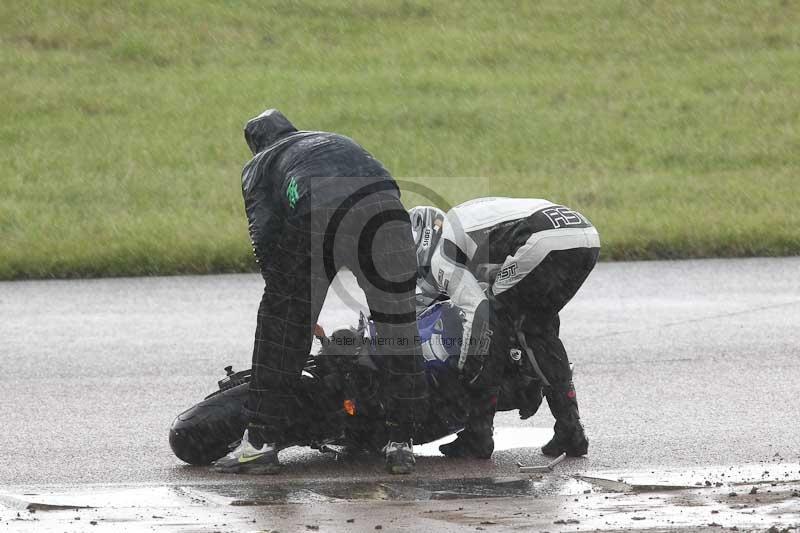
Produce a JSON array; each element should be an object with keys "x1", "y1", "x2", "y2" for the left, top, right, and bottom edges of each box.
[{"x1": 240, "y1": 109, "x2": 400, "y2": 258}]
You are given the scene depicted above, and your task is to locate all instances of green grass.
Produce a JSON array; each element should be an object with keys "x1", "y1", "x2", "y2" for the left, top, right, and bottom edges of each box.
[{"x1": 1, "y1": 0, "x2": 798, "y2": 279}]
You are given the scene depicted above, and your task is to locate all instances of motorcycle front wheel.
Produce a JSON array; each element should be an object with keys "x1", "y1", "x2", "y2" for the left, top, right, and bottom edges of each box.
[{"x1": 169, "y1": 382, "x2": 249, "y2": 465}]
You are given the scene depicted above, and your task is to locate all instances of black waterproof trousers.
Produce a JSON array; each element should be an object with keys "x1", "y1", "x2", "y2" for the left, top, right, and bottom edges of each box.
[
  {"x1": 245, "y1": 192, "x2": 428, "y2": 443},
  {"x1": 491, "y1": 246, "x2": 600, "y2": 386}
]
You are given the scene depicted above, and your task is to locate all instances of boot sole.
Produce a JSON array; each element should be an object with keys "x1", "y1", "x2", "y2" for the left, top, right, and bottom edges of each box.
[
  {"x1": 439, "y1": 445, "x2": 494, "y2": 459},
  {"x1": 541, "y1": 446, "x2": 588, "y2": 457},
  {"x1": 440, "y1": 451, "x2": 493, "y2": 459}
]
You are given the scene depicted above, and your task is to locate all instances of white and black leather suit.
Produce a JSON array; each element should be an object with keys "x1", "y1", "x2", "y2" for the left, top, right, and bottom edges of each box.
[{"x1": 421, "y1": 197, "x2": 600, "y2": 456}]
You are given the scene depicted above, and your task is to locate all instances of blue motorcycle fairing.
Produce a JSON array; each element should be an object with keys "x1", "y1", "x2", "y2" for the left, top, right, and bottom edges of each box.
[{"x1": 366, "y1": 301, "x2": 464, "y2": 368}]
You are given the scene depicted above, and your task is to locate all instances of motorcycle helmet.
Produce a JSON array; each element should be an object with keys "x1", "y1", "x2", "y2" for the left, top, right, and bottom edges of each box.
[{"x1": 409, "y1": 206, "x2": 446, "y2": 293}]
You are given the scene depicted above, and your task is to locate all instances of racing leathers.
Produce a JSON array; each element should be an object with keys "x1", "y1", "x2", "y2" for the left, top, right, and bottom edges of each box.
[
  {"x1": 239, "y1": 109, "x2": 428, "y2": 465},
  {"x1": 421, "y1": 197, "x2": 600, "y2": 457}
]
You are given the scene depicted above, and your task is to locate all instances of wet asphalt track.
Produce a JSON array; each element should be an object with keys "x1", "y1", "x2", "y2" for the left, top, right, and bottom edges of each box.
[{"x1": 1, "y1": 257, "x2": 799, "y2": 530}]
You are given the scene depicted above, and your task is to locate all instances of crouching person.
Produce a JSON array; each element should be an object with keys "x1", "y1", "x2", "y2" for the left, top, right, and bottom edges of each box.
[{"x1": 409, "y1": 197, "x2": 599, "y2": 458}]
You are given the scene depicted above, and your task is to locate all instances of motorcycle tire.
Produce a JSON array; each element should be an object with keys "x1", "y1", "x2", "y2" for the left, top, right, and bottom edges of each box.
[{"x1": 169, "y1": 382, "x2": 249, "y2": 465}]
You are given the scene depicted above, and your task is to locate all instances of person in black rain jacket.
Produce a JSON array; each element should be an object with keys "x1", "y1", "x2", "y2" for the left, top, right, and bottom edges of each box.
[{"x1": 213, "y1": 109, "x2": 427, "y2": 475}]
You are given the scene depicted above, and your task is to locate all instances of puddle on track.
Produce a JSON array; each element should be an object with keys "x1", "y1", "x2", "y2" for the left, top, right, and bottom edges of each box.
[
  {"x1": 176, "y1": 474, "x2": 584, "y2": 505},
  {"x1": 3, "y1": 461, "x2": 799, "y2": 532}
]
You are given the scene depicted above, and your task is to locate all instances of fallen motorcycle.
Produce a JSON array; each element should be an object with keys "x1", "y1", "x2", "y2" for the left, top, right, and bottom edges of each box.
[{"x1": 169, "y1": 297, "x2": 544, "y2": 465}]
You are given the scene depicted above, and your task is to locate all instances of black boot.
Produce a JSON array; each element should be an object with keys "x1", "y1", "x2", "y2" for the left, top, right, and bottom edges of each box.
[
  {"x1": 439, "y1": 429, "x2": 494, "y2": 459},
  {"x1": 541, "y1": 381, "x2": 588, "y2": 457},
  {"x1": 440, "y1": 390, "x2": 496, "y2": 459}
]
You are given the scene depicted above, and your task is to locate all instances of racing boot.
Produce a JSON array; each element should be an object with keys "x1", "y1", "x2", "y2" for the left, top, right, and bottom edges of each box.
[
  {"x1": 439, "y1": 390, "x2": 496, "y2": 459},
  {"x1": 541, "y1": 381, "x2": 588, "y2": 457},
  {"x1": 383, "y1": 440, "x2": 416, "y2": 474},
  {"x1": 438, "y1": 428, "x2": 494, "y2": 459},
  {"x1": 211, "y1": 425, "x2": 281, "y2": 474}
]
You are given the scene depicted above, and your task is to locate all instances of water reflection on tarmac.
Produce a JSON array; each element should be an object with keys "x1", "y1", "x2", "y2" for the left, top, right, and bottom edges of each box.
[{"x1": 3, "y1": 258, "x2": 800, "y2": 530}]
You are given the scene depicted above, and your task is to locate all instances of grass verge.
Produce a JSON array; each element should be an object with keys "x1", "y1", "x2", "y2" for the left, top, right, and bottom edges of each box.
[{"x1": 1, "y1": 1, "x2": 798, "y2": 279}]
